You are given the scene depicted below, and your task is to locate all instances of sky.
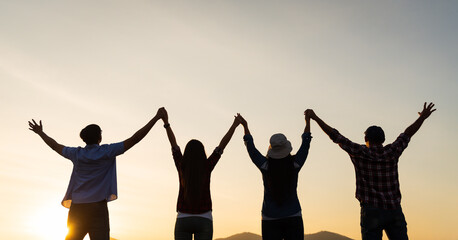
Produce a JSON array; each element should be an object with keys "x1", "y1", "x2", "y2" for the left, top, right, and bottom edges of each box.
[{"x1": 1, "y1": 1, "x2": 457, "y2": 239}]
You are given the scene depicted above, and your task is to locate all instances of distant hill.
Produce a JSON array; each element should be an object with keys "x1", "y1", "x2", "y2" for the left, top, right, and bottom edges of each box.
[
  {"x1": 215, "y1": 231, "x2": 353, "y2": 240},
  {"x1": 305, "y1": 231, "x2": 353, "y2": 240},
  {"x1": 215, "y1": 232, "x2": 261, "y2": 240}
]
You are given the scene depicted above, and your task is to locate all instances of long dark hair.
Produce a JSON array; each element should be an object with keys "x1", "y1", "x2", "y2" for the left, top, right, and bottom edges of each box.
[
  {"x1": 181, "y1": 139, "x2": 207, "y2": 208},
  {"x1": 265, "y1": 155, "x2": 296, "y2": 206}
]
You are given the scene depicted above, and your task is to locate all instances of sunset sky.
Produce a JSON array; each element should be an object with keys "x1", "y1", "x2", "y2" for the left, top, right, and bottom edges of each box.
[{"x1": 1, "y1": 1, "x2": 457, "y2": 240}]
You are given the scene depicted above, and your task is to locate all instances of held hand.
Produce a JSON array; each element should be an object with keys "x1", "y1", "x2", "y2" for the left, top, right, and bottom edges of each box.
[
  {"x1": 155, "y1": 107, "x2": 164, "y2": 119},
  {"x1": 418, "y1": 102, "x2": 436, "y2": 120},
  {"x1": 232, "y1": 115, "x2": 241, "y2": 126},
  {"x1": 160, "y1": 107, "x2": 169, "y2": 123},
  {"x1": 304, "y1": 109, "x2": 316, "y2": 120},
  {"x1": 28, "y1": 119, "x2": 43, "y2": 134},
  {"x1": 235, "y1": 113, "x2": 247, "y2": 127},
  {"x1": 304, "y1": 110, "x2": 310, "y2": 121}
]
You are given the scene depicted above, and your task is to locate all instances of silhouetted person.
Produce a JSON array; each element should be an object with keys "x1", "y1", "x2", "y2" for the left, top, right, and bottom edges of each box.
[
  {"x1": 159, "y1": 108, "x2": 241, "y2": 240},
  {"x1": 28, "y1": 108, "x2": 165, "y2": 240},
  {"x1": 236, "y1": 112, "x2": 312, "y2": 240},
  {"x1": 306, "y1": 102, "x2": 436, "y2": 240}
]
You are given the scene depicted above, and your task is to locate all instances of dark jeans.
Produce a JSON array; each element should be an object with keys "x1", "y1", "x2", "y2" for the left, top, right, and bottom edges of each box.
[
  {"x1": 175, "y1": 217, "x2": 213, "y2": 240},
  {"x1": 262, "y1": 216, "x2": 304, "y2": 240},
  {"x1": 360, "y1": 205, "x2": 408, "y2": 240},
  {"x1": 65, "y1": 200, "x2": 110, "y2": 240}
]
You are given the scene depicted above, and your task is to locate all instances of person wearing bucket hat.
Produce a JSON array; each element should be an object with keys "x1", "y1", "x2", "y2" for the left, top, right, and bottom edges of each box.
[
  {"x1": 267, "y1": 133, "x2": 293, "y2": 159},
  {"x1": 236, "y1": 112, "x2": 312, "y2": 240}
]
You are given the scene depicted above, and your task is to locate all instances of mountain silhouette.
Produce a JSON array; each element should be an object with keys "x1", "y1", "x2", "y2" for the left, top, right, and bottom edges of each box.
[
  {"x1": 215, "y1": 231, "x2": 353, "y2": 240},
  {"x1": 305, "y1": 231, "x2": 353, "y2": 240}
]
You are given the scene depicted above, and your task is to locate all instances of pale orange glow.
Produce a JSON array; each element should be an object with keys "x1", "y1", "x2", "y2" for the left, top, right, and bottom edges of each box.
[{"x1": 26, "y1": 203, "x2": 69, "y2": 240}]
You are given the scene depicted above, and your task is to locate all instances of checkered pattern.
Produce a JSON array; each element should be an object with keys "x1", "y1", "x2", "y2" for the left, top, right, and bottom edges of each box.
[{"x1": 329, "y1": 129, "x2": 410, "y2": 209}]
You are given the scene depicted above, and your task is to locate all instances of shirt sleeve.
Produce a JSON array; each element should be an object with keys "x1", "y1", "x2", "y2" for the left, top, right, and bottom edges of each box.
[
  {"x1": 386, "y1": 133, "x2": 411, "y2": 158},
  {"x1": 243, "y1": 134, "x2": 267, "y2": 170},
  {"x1": 62, "y1": 146, "x2": 78, "y2": 162},
  {"x1": 293, "y1": 132, "x2": 312, "y2": 169},
  {"x1": 329, "y1": 129, "x2": 365, "y2": 156},
  {"x1": 207, "y1": 147, "x2": 223, "y2": 171},
  {"x1": 105, "y1": 142, "x2": 125, "y2": 158},
  {"x1": 172, "y1": 146, "x2": 182, "y2": 169}
]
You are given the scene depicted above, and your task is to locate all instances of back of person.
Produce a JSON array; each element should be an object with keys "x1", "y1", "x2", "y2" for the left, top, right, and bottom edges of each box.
[
  {"x1": 261, "y1": 155, "x2": 300, "y2": 218},
  {"x1": 62, "y1": 143, "x2": 124, "y2": 206},
  {"x1": 237, "y1": 112, "x2": 312, "y2": 240},
  {"x1": 72, "y1": 145, "x2": 117, "y2": 172},
  {"x1": 160, "y1": 108, "x2": 242, "y2": 240},
  {"x1": 306, "y1": 103, "x2": 436, "y2": 240},
  {"x1": 172, "y1": 141, "x2": 220, "y2": 214},
  {"x1": 339, "y1": 133, "x2": 410, "y2": 209},
  {"x1": 29, "y1": 108, "x2": 165, "y2": 240}
]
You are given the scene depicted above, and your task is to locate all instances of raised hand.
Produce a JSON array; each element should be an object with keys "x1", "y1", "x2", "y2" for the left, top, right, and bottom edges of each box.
[
  {"x1": 160, "y1": 107, "x2": 169, "y2": 123},
  {"x1": 418, "y1": 102, "x2": 436, "y2": 120},
  {"x1": 28, "y1": 119, "x2": 43, "y2": 134},
  {"x1": 235, "y1": 113, "x2": 250, "y2": 135},
  {"x1": 304, "y1": 109, "x2": 316, "y2": 120},
  {"x1": 232, "y1": 114, "x2": 241, "y2": 126},
  {"x1": 236, "y1": 113, "x2": 247, "y2": 127},
  {"x1": 404, "y1": 102, "x2": 437, "y2": 138}
]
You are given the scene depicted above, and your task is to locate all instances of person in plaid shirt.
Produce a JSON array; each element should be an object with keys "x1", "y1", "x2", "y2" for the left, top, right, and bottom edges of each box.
[{"x1": 306, "y1": 102, "x2": 436, "y2": 240}]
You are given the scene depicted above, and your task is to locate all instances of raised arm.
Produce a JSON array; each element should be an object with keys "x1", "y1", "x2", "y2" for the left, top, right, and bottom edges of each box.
[
  {"x1": 306, "y1": 109, "x2": 334, "y2": 137},
  {"x1": 29, "y1": 119, "x2": 64, "y2": 156},
  {"x1": 217, "y1": 115, "x2": 241, "y2": 151},
  {"x1": 304, "y1": 110, "x2": 311, "y2": 133},
  {"x1": 123, "y1": 107, "x2": 163, "y2": 152},
  {"x1": 236, "y1": 113, "x2": 250, "y2": 136},
  {"x1": 404, "y1": 102, "x2": 436, "y2": 138},
  {"x1": 161, "y1": 108, "x2": 178, "y2": 149},
  {"x1": 236, "y1": 114, "x2": 267, "y2": 168}
]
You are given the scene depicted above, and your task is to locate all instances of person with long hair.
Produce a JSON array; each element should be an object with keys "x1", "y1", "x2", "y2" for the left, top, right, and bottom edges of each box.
[
  {"x1": 159, "y1": 108, "x2": 241, "y2": 240},
  {"x1": 236, "y1": 112, "x2": 312, "y2": 240}
]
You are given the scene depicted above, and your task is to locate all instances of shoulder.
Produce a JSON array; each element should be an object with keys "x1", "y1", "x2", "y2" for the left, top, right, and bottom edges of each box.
[
  {"x1": 385, "y1": 133, "x2": 411, "y2": 149},
  {"x1": 62, "y1": 146, "x2": 83, "y2": 159},
  {"x1": 62, "y1": 145, "x2": 82, "y2": 154},
  {"x1": 208, "y1": 147, "x2": 223, "y2": 160},
  {"x1": 101, "y1": 142, "x2": 125, "y2": 151}
]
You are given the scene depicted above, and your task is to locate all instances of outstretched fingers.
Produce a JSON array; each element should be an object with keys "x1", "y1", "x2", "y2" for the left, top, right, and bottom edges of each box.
[
  {"x1": 28, "y1": 119, "x2": 43, "y2": 133},
  {"x1": 419, "y1": 102, "x2": 436, "y2": 118}
]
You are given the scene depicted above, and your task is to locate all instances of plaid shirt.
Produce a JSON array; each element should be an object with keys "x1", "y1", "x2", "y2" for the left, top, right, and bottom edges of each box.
[
  {"x1": 172, "y1": 146, "x2": 222, "y2": 214},
  {"x1": 329, "y1": 129, "x2": 410, "y2": 209}
]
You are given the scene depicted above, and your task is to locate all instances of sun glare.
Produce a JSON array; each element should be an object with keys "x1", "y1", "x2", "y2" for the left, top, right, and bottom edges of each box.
[{"x1": 26, "y1": 203, "x2": 70, "y2": 240}]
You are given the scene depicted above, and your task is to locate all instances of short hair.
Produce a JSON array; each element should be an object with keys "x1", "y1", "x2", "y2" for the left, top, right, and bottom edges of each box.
[
  {"x1": 80, "y1": 124, "x2": 101, "y2": 145},
  {"x1": 364, "y1": 125, "x2": 385, "y2": 145}
]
